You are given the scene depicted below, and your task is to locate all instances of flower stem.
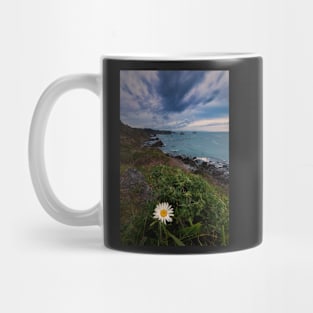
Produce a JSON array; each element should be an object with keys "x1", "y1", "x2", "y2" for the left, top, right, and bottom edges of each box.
[
  {"x1": 159, "y1": 222, "x2": 162, "y2": 243},
  {"x1": 161, "y1": 223, "x2": 168, "y2": 243}
]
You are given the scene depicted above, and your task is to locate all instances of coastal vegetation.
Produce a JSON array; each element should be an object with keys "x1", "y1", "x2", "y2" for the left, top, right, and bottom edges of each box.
[{"x1": 120, "y1": 122, "x2": 229, "y2": 247}]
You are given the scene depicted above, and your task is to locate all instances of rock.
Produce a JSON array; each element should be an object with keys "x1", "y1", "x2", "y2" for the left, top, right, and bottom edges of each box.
[
  {"x1": 174, "y1": 155, "x2": 230, "y2": 185},
  {"x1": 120, "y1": 168, "x2": 153, "y2": 202},
  {"x1": 214, "y1": 168, "x2": 225, "y2": 175},
  {"x1": 175, "y1": 155, "x2": 183, "y2": 160},
  {"x1": 214, "y1": 163, "x2": 223, "y2": 169},
  {"x1": 150, "y1": 139, "x2": 164, "y2": 147},
  {"x1": 194, "y1": 158, "x2": 204, "y2": 166},
  {"x1": 143, "y1": 138, "x2": 164, "y2": 147}
]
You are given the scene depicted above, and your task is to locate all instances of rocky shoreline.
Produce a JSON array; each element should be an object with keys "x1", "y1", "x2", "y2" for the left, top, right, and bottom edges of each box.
[
  {"x1": 142, "y1": 135, "x2": 165, "y2": 147},
  {"x1": 143, "y1": 134, "x2": 229, "y2": 185}
]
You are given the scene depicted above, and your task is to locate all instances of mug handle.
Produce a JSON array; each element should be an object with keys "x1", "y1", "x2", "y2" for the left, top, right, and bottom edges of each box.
[{"x1": 29, "y1": 74, "x2": 101, "y2": 226}]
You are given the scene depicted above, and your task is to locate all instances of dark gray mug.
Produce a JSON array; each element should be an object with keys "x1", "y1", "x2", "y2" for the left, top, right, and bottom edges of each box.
[{"x1": 29, "y1": 53, "x2": 262, "y2": 253}]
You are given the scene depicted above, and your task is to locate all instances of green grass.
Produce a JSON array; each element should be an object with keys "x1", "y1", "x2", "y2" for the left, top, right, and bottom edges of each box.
[{"x1": 121, "y1": 165, "x2": 229, "y2": 247}]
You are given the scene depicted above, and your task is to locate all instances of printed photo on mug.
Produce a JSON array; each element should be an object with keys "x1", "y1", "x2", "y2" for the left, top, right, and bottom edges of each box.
[
  {"x1": 29, "y1": 54, "x2": 262, "y2": 253},
  {"x1": 119, "y1": 70, "x2": 230, "y2": 247}
]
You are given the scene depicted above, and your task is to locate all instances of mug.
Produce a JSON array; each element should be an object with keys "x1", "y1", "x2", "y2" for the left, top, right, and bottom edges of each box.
[{"x1": 29, "y1": 53, "x2": 262, "y2": 253}]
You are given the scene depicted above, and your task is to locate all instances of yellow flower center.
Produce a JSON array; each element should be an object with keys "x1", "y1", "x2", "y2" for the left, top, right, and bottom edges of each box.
[{"x1": 160, "y1": 209, "x2": 168, "y2": 217}]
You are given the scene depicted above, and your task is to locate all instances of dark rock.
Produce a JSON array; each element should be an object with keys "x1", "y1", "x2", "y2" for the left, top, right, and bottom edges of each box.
[
  {"x1": 143, "y1": 128, "x2": 172, "y2": 135},
  {"x1": 194, "y1": 158, "x2": 204, "y2": 166},
  {"x1": 150, "y1": 139, "x2": 164, "y2": 147},
  {"x1": 214, "y1": 168, "x2": 225, "y2": 175},
  {"x1": 120, "y1": 168, "x2": 153, "y2": 202},
  {"x1": 172, "y1": 155, "x2": 230, "y2": 185},
  {"x1": 143, "y1": 138, "x2": 164, "y2": 147}
]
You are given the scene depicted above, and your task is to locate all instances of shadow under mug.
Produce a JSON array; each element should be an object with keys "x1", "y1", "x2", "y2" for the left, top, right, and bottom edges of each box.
[{"x1": 29, "y1": 53, "x2": 262, "y2": 254}]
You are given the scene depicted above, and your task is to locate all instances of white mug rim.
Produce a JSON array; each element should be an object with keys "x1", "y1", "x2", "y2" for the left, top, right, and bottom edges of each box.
[{"x1": 102, "y1": 52, "x2": 261, "y2": 61}]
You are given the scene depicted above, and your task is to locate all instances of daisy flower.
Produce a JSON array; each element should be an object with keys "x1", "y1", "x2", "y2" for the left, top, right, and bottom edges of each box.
[{"x1": 153, "y1": 202, "x2": 174, "y2": 224}]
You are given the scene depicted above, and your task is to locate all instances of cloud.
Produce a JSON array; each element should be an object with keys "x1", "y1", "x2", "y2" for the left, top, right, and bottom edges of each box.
[
  {"x1": 157, "y1": 118, "x2": 191, "y2": 130},
  {"x1": 120, "y1": 71, "x2": 161, "y2": 112},
  {"x1": 183, "y1": 71, "x2": 228, "y2": 105},
  {"x1": 156, "y1": 71, "x2": 206, "y2": 113},
  {"x1": 186, "y1": 118, "x2": 229, "y2": 132},
  {"x1": 120, "y1": 70, "x2": 229, "y2": 131}
]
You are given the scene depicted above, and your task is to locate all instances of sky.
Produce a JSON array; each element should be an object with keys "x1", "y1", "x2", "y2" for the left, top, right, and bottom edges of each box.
[{"x1": 120, "y1": 70, "x2": 229, "y2": 132}]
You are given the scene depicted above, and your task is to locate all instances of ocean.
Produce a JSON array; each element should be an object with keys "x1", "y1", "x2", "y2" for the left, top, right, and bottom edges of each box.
[{"x1": 158, "y1": 131, "x2": 229, "y2": 164}]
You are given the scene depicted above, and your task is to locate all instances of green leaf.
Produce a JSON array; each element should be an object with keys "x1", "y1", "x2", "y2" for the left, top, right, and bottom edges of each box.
[
  {"x1": 178, "y1": 223, "x2": 202, "y2": 239},
  {"x1": 149, "y1": 220, "x2": 158, "y2": 227},
  {"x1": 165, "y1": 229, "x2": 185, "y2": 246}
]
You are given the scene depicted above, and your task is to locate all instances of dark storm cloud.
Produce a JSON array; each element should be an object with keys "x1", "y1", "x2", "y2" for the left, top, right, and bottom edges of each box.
[
  {"x1": 156, "y1": 71, "x2": 206, "y2": 112},
  {"x1": 120, "y1": 70, "x2": 229, "y2": 131}
]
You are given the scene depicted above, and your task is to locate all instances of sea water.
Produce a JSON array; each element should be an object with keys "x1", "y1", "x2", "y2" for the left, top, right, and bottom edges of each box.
[{"x1": 158, "y1": 131, "x2": 229, "y2": 164}]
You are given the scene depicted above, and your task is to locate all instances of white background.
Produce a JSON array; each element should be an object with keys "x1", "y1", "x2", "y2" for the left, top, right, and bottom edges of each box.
[{"x1": 1, "y1": 0, "x2": 313, "y2": 312}]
